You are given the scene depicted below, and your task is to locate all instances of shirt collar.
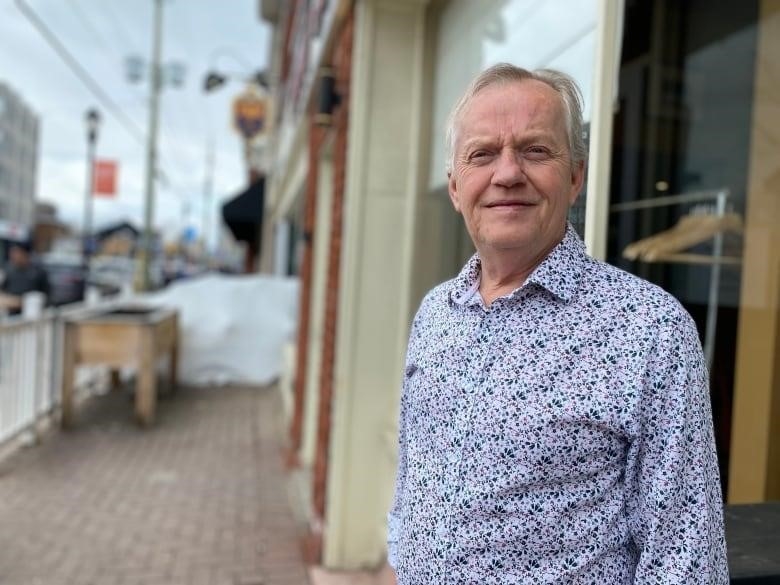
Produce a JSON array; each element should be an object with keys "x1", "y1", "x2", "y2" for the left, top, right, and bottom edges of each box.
[{"x1": 449, "y1": 223, "x2": 588, "y2": 306}]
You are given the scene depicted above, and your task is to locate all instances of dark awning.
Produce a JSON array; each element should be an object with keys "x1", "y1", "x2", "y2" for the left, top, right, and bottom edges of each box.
[{"x1": 222, "y1": 178, "x2": 265, "y2": 246}]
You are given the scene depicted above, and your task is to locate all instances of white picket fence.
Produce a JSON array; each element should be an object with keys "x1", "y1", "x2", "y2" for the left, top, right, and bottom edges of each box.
[{"x1": 0, "y1": 295, "x2": 111, "y2": 452}]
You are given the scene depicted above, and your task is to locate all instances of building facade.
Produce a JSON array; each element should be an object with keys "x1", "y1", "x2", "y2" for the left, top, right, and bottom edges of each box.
[
  {"x1": 261, "y1": 0, "x2": 780, "y2": 571},
  {"x1": 0, "y1": 82, "x2": 39, "y2": 227}
]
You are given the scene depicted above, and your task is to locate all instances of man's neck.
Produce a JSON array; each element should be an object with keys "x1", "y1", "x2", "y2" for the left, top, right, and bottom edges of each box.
[
  {"x1": 477, "y1": 236, "x2": 564, "y2": 307},
  {"x1": 477, "y1": 254, "x2": 537, "y2": 307}
]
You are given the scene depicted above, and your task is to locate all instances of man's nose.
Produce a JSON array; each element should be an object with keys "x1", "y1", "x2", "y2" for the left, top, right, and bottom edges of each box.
[{"x1": 491, "y1": 149, "x2": 526, "y2": 187}]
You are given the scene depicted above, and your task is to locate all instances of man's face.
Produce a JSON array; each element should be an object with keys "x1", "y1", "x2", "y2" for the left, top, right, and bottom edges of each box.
[
  {"x1": 9, "y1": 246, "x2": 29, "y2": 266},
  {"x1": 448, "y1": 80, "x2": 584, "y2": 262}
]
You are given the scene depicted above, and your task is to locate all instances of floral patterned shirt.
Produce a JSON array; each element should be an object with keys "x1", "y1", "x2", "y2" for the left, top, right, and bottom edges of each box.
[{"x1": 387, "y1": 225, "x2": 728, "y2": 584}]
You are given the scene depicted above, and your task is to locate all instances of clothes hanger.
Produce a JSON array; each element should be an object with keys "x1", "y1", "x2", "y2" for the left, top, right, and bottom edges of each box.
[{"x1": 622, "y1": 209, "x2": 743, "y2": 263}]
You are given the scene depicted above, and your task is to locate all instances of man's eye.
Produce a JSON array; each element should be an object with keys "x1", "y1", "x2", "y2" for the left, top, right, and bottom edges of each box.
[
  {"x1": 526, "y1": 146, "x2": 550, "y2": 158},
  {"x1": 469, "y1": 150, "x2": 491, "y2": 161}
]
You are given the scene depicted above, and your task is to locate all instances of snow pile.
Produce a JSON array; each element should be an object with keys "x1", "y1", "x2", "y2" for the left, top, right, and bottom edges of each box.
[{"x1": 140, "y1": 273, "x2": 299, "y2": 386}]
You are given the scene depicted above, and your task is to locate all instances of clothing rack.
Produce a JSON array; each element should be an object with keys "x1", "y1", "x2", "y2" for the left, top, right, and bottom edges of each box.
[{"x1": 610, "y1": 189, "x2": 732, "y2": 368}]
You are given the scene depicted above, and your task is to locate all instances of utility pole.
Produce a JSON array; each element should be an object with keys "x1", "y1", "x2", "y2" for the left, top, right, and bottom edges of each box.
[
  {"x1": 139, "y1": 0, "x2": 164, "y2": 290},
  {"x1": 202, "y1": 136, "x2": 215, "y2": 258}
]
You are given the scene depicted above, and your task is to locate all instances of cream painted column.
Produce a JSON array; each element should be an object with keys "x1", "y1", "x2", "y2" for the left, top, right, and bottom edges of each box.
[
  {"x1": 323, "y1": 0, "x2": 429, "y2": 569},
  {"x1": 584, "y1": 0, "x2": 624, "y2": 260}
]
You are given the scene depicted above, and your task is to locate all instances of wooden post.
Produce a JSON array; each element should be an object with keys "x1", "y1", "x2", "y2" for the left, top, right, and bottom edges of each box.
[
  {"x1": 169, "y1": 314, "x2": 179, "y2": 393},
  {"x1": 135, "y1": 327, "x2": 157, "y2": 426},
  {"x1": 109, "y1": 369, "x2": 122, "y2": 391},
  {"x1": 61, "y1": 322, "x2": 77, "y2": 429}
]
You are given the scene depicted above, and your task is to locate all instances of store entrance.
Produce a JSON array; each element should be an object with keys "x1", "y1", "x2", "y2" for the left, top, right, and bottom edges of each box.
[{"x1": 608, "y1": 0, "x2": 761, "y2": 496}]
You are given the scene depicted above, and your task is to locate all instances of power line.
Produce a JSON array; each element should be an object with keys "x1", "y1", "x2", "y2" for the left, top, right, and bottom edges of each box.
[
  {"x1": 66, "y1": 0, "x2": 151, "y2": 111},
  {"x1": 92, "y1": 1, "x2": 201, "y2": 190},
  {"x1": 14, "y1": 0, "x2": 146, "y2": 146},
  {"x1": 16, "y1": 0, "x2": 190, "y2": 196},
  {"x1": 67, "y1": 0, "x2": 124, "y2": 63},
  {"x1": 94, "y1": 2, "x2": 143, "y2": 55}
]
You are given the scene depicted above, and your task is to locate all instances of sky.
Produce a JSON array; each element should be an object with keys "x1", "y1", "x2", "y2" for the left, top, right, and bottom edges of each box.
[{"x1": 0, "y1": 0, "x2": 270, "y2": 248}]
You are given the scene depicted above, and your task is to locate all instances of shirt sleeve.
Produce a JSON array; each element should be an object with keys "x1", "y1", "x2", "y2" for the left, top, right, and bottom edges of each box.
[
  {"x1": 387, "y1": 357, "x2": 411, "y2": 570},
  {"x1": 625, "y1": 313, "x2": 729, "y2": 583},
  {"x1": 388, "y1": 301, "x2": 429, "y2": 571}
]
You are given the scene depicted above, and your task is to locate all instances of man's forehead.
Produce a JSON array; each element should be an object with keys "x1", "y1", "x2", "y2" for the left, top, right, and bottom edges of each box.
[
  {"x1": 461, "y1": 127, "x2": 559, "y2": 147},
  {"x1": 465, "y1": 80, "x2": 562, "y2": 118},
  {"x1": 457, "y1": 82, "x2": 566, "y2": 141}
]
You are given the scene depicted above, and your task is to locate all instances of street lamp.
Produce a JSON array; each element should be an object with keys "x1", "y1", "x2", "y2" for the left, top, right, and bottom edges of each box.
[
  {"x1": 202, "y1": 45, "x2": 267, "y2": 93},
  {"x1": 203, "y1": 67, "x2": 269, "y2": 273},
  {"x1": 83, "y1": 107, "x2": 101, "y2": 265},
  {"x1": 200, "y1": 66, "x2": 265, "y2": 257},
  {"x1": 203, "y1": 69, "x2": 267, "y2": 93}
]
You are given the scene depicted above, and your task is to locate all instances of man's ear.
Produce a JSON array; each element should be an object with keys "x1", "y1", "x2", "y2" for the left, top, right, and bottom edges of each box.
[
  {"x1": 447, "y1": 170, "x2": 462, "y2": 213},
  {"x1": 568, "y1": 159, "x2": 586, "y2": 205}
]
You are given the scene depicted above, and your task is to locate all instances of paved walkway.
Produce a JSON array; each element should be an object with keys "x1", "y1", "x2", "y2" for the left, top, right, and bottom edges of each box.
[{"x1": 0, "y1": 384, "x2": 309, "y2": 585}]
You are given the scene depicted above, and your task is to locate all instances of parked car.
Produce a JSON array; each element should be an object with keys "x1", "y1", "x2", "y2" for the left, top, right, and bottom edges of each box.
[
  {"x1": 88, "y1": 256, "x2": 133, "y2": 294},
  {"x1": 40, "y1": 254, "x2": 86, "y2": 306}
]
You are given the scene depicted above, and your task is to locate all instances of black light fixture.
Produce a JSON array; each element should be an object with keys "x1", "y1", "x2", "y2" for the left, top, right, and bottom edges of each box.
[
  {"x1": 204, "y1": 70, "x2": 267, "y2": 93},
  {"x1": 251, "y1": 70, "x2": 269, "y2": 89},
  {"x1": 85, "y1": 108, "x2": 101, "y2": 144},
  {"x1": 203, "y1": 71, "x2": 227, "y2": 92},
  {"x1": 315, "y1": 67, "x2": 341, "y2": 126}
]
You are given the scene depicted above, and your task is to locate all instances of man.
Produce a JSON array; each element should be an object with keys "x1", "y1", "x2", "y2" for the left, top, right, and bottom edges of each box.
[
  {"x1": 387, "y1": 64, "x2": 728, "y2": 583},
  {"x1": 0, "y1": 240, "x2": 49, "y2": 314}
]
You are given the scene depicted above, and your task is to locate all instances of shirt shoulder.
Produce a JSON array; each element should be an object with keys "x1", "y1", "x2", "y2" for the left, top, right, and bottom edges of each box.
[
  {"x1": 579, "y1": 256, "x2": 698, "y2": 338},
  {"x1": 406, "y1": 278, "x2": 459, "y2": 357}
]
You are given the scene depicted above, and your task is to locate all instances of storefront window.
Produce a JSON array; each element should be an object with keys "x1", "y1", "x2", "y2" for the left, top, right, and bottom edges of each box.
[
  {"x1": 609, "y1": 0, "x2": 780, "y2": 501},
  {"x1": 415, "y1": 0, "x2": 599, "y2": 295},
  {"x1": 428, "y1": 0, "x2": 598, "y2": 192}
]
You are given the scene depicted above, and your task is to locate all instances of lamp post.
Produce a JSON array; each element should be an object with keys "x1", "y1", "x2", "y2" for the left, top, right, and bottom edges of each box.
[
  {"x1": 203, "y1": 66, "x2": 268, "y2": 272},
  {"x1": 83, "y1": 107, "x2": 101, "y2": 265},
  {"x1": 202, "y1": 65, "x2": 267, "y2": 208},
  {"x1": 201, "y1": 135, "x2": 214, "y2": 259},
  {"x1": 202, "y1": 68, "x2": 267, "y2": 183}
]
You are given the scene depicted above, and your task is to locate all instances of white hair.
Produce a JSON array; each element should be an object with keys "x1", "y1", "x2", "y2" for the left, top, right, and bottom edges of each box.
[{"x1": 445, "y1": 63, "x2": 588, "y2": 173}]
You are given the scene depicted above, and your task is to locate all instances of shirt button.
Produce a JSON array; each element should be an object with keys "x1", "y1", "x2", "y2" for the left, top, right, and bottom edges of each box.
[
  {"x1": 447, "y1": 451, "x2": 459, "y2": 464},
  {"x1": 437, "y1": 524, "x2": 448, "y2": 539}
]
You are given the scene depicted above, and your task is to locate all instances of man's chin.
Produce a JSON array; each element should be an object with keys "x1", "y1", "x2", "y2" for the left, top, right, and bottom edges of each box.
[{"x1": 478, "y1": 236, "x2": 536, "y2": 255}]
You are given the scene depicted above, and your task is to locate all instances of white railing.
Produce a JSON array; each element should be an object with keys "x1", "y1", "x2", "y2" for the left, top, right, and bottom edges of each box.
[{"x1": 0, "y1": 294, "x2": 112, "y2": 452}]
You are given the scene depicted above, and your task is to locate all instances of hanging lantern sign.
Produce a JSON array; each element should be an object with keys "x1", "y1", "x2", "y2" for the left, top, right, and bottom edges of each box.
[{"x1": 232, "y1": 87, "x2": 267, "y2": 141}]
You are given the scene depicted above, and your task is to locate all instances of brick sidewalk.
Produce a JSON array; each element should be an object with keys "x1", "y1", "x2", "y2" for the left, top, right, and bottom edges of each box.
[{"x1": 0, "y1": 384, "x2": 309, "y2": 585}]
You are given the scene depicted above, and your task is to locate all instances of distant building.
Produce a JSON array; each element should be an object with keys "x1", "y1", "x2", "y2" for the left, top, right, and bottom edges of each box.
[
  {"x1": 94, "y1": 220, "x2": 141, "y2": 256},
  {"x1": 0, "y1": 82, "x2": 39, "y2": 226},
  {"x1": 33, "y1": 202, "x2": 70, "y2": 253}
]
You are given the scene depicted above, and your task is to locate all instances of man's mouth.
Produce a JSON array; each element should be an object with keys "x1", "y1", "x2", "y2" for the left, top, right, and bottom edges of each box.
[{"x1": 485, "y1": 200, "x2": 536, "y2": 208}]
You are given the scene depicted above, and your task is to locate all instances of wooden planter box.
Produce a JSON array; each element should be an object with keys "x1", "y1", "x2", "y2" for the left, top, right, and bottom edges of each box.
[{"x1": 61, "y1": 305, "x2": 179, "y2": 427}]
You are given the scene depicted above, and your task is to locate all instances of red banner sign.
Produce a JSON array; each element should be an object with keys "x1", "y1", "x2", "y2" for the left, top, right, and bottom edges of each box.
[{"x1": 93, "y1": 160, "x2": 118, "y2": 197}]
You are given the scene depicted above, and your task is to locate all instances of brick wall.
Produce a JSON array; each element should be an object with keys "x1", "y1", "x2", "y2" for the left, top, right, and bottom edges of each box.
[
  {"x1": 286, "y1": 3, "x2": 355, "y2": 565},
  {"x1": 311, "y1": 5, "x2": 355, "y2": 562}
]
